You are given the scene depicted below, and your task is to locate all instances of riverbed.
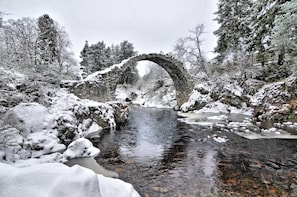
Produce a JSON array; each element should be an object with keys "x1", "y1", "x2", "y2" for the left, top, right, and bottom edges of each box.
[{"x1": 93, "y1": 106, "x2": 297, "y2": 197}]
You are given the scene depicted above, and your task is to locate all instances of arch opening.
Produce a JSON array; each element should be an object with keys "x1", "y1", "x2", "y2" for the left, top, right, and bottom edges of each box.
[
  {"x1": 115, "y1": 61, "x2": 177, "y2": 108},
  {"x1": 112, "y1": 53, "x2": 193, "y2": 107}
]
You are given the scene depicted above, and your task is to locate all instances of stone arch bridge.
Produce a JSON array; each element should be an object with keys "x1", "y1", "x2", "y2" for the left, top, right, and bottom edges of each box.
[{"x1": 64, "y1": 53, "x2": 193, "y2": 107}]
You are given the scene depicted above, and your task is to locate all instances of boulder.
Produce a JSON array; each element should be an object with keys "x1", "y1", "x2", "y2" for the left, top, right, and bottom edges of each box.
[
  {"x1": 252, "y1": 73, "x2": 297, "y2": 122},
  {"x1": 2, "y1": 102, "x2": 55, "y2": 137}
]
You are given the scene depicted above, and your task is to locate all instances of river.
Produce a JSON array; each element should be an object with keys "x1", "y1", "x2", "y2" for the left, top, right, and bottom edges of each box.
[{"x1": 93, "y1": 106, "x2": 297, "y2": 197}]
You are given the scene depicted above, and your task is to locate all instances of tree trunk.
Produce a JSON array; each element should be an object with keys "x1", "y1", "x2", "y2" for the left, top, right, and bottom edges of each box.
[{"x1": 278, "y1": 47, "x2": 285, "y2": 65}]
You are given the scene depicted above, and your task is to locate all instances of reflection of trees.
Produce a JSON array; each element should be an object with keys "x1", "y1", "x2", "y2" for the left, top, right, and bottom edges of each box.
[
  {"x1": 160, "y1": 122, "x2": 191, "y2": 170},
  {"x1": 92, "y1": 128, "x2": 121, "y2": 159}
]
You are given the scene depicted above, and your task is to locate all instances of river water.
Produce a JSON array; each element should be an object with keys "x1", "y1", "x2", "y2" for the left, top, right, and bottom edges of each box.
[{"x1": 93, "y1": 107, "x2": 297, "y2": 197}]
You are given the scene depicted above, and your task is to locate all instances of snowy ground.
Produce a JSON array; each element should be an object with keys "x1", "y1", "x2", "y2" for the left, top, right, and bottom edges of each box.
[
  {"x1": 0, "y1": 161, "x2": 140, "y2": 197},
  {"x1": 115, "y1": 83, "x2": 176, "y2": 108},
  {"x1": 0, "y1": 88, "x2": 140, "y2": 197},
  {"x1": 0, "y1": 133, "x2": 140, "y2": 197}
]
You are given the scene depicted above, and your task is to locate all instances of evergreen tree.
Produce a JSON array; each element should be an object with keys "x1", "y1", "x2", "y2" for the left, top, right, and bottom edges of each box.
[
  {"x1": 118, "y1": 41, "x2": 138, "y2": 84},
  {"x1": 214, "y1": 0, "x2": 253, "y2": 61},
  {"x1": 119, "y1": 40, "x2": 137, "y2": 60},
  {"x1": 271, "y1": 0, "x2": 297, "y2": 64},
  {"x1": 37, "y1": 14, "x2": 58, "y2": 65},
  {"x1": 110, "y1": 44, "x2": 121, "y2": 64},
  {"x1": 249, "y1": 0, "x2": 288, "y2": 65},
  {"x1": 80, "y1": 40, "x2": 138, "y2": 82},
  {"x1": 80, "y1": 41, "x2": 91, "y2": 76},
  {"x1": 89, "y1": 41, "x2": 112, "y2": 72}
]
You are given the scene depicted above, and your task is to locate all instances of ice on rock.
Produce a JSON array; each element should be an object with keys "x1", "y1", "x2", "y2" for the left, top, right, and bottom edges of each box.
[
  {"x1": 78, "y1": 119, "x2": 103, "y2": 138},
  {"x1": 63, "y1": 138, "x2": 100, "y2": 160}
]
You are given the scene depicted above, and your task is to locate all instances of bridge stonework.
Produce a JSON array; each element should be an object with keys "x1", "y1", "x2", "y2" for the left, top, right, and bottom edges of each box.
[{"x1": 65, "y1": 53, "x2": 194, "y2": 107}]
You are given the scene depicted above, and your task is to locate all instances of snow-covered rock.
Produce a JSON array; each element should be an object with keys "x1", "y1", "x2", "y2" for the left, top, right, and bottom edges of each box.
[
  {"x1": 2, "y1": 102, "x2": 55, "y2": 137},
  {"x1": 26, "y1": 130, "x2": 66, "y2": 157},
  {"x1": 181, "y1": 80, "x2": 251, "y2": 113},
  {"x1": 50, "y1": 90, "x2": 116, "y2": 129},
  {"x1": 0, "y1": 162, "x2": 140, "y2": 197},
  {"x1": 180, "y1": 88, "x2": 212, "y2": 112},
  {"x1": 48, "y1": 89, "x2": 128, "y2": 143},
  {"x1": 251, "y1": 74, "x2": 297, "y2": 122},
  {"x1": 196, "y1": 101, "x2": 253, "y2": 115},
  {"x1": 0, "y1": 90, "x2": 129, "y2": 163},
  {"x1": 63, "y1": 138, "x2": 100, "y2": 160}
]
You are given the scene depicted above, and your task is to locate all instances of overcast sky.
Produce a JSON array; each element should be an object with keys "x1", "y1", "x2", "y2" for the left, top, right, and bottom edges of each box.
[{"x1": 1, "y1": 0, "x2": 218, "y2": 60}]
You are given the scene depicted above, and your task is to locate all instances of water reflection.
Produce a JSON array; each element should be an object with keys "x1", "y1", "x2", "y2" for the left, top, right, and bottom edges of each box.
[{"x1": 93, "y1": 107, "x2": 297, "y2": 197}]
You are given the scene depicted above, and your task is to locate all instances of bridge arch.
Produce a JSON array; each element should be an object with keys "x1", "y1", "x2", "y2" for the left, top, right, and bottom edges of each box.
[
  {"x1": 66, "y1": 53, "x2": 193, "y2": 108},
  {"x1": 112, "y1": 53, "x2": 193, "y2": 106}
]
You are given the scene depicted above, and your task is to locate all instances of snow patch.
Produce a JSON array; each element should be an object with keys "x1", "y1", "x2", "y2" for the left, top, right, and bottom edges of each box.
[
  {"x1": 0, "y1": 162, "x2": 141, "y2": 197},
  {"x1": 196, "y1": 101, "x2": 253, "y2": 115},
  {"x1": 180, "y1": 89, "x2": 212, "y2": 112},
  {"x1": 3, "y1": 103, "x2": 55, "y2": 137},
  {"x1": 26, "y1": 130, "x2": 66, "y2": 157},
  {"x1": 84, "y1": 59, "x2": 129, "y2": 82},
  {"x1": 63, "y1": 138, "x2": 100, "y2": 160}
]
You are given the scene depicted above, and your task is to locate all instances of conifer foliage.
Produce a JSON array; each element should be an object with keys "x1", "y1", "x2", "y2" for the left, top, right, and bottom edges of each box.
[
  {"x1": 80, "y1": 40, "x2": 137, "y2": 82},
  {"x1": 214, "y1": 0, "x2": 295, "y2": 65},
  {"x1": 37, "y1": 14, "x2": 58, "y2": 65}
]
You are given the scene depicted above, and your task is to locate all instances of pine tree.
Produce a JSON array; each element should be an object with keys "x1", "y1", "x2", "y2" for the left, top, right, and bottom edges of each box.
[
  {"x1": 118, "y1": 41, "x2": 138, "y2": 84},
  {"x1": 249, "y1": 0, "x2": 288, "y2": 65},
  {"x1": 36, "y1": 14, "x2": 58, "y2": 65},
  {"x1": 271, "y1": 0, "x2": 297, "y2": 64},
  {"x1": 119, "y1": 40, "x2": 136, "y2": 60},
  {"x1": 79, "y1": 40, "x2": 138, "y2": 81},
  {"x1": 90, "y1": 41, "x2": 112, "y2": 72},
  {"x1": 214, "y1": 0, "x2": 253, "y2": 61},
  {"x1": 80, "y1": 41, "x2": 91, "y2": 76}
]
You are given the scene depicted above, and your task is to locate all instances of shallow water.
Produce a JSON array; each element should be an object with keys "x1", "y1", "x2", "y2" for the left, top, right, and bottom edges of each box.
[{"x1": 93, "y1": 107, "x2": 297, "y2": 197}]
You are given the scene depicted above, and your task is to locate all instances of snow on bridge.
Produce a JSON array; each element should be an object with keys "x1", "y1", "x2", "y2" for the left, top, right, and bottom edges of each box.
[{"x1": 64, "y1": 53, "x2": 194, "y2": 107}]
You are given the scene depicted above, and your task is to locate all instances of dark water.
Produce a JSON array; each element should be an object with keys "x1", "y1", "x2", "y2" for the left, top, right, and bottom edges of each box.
[{"x1": 93, "y1": 107, "x2": 297, "y2": 197}]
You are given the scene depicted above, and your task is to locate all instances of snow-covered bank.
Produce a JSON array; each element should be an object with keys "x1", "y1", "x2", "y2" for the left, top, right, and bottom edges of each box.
[
  {"x1": 0, "y1": 162, "x2": 140, "y2": 197},
  {"x1": 0, "y1": 87, "x2": 138, "y2": 197},
  {"x1": 180, "y1": 82, "x2": 252, "y2": 114},
  {"x1": 177, "y1": 71, "x2": 297, "y2": 139},
  {"x1": 178, "y1": 111, "x2": 297, "y2": 140},
  {"x1": 0, "y1": 133, "x2": 140, "y2": 197},
  {"x1": 0, "y1": 89, "x2": 126, "y2": 163}
]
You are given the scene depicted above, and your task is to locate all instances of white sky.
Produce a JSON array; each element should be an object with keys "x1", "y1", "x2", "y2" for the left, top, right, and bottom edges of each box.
[{"x1": 1, "y1": 0, "x2": 218, "y2": 60}]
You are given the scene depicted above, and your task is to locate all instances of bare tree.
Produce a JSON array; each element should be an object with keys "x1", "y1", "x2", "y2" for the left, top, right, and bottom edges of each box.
[
  {"x1": 0, "y1": 18, "x2": 38, "y2": 69},
  {"x1": 187, "y1": 24, "x2": 205, "y2": 63},
  {"x1": 173, "y1": 24, "x2": 208, "y2": 80}
]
